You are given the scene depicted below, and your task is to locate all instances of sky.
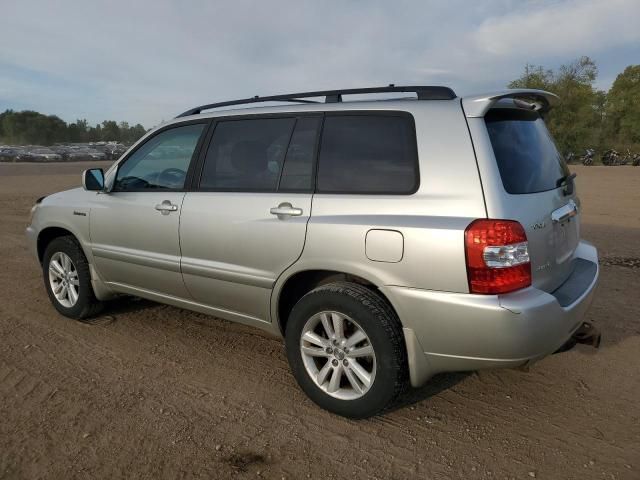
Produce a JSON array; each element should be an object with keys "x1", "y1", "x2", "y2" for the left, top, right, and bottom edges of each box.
[{"x1": 1, "y1": 0, "x2": 639, "y2": 128}]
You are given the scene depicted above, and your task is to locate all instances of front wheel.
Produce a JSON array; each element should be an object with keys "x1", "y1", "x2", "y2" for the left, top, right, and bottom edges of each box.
[
  {"x1": 285, "y1": 282, "x2": 407, "y2": 418},
  {"x1": 43, "y1": 236, "x2": 103, "y2": 320}
]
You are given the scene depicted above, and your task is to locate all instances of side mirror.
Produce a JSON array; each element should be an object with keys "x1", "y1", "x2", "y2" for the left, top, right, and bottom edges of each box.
[{"x1": 82, "y1": 168, "x2": 105, "y2": 191}]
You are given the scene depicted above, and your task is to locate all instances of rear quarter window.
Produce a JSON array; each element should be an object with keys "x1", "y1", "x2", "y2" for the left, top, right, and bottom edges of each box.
[
  {"x1": 317, "y1": 114, "x2": 418, "y2": 194},
  {"x1": 485, "y1": 109, "x2": 569, "y2": 194}
]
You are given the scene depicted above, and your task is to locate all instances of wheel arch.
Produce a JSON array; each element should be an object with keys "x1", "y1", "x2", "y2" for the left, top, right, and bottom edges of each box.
[
  {"x1": 36, "y1": 224, "x2": 115, "y2": 301},
  {"x1": 37, "y1": 226, "x2": 82, "y2": 264},
  {"x1": 272, "y1": 267, "x2": 401, "y2": 336}
]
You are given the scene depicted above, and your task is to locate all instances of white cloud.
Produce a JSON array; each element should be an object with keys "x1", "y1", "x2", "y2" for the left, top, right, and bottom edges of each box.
[
  {"x1": 0, "y1": 0, "x2": 637, "y2": 126},
  {"x1": 472, "y1": 0, "x2": 640, "y2": 57}
]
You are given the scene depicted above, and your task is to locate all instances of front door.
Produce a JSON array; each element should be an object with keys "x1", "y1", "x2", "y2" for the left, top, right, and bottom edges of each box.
[
  {"x1": 90, "y1": 122, "x2": 207, "y2": 298},
  {"x1": 179, "y1": 115, "x2": 321, "y2": 322}
]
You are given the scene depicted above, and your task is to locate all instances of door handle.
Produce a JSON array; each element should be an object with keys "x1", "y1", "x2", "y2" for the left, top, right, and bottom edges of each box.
[
  {"x1": 551, "y1": 200, "x2": 578, "y2": 223},
  {"x1": 270, "y1": 202, "x2": 303, "y2": 218},
  {"x1": 155, "y1": 200, "x2": 178, "y2": 215}
]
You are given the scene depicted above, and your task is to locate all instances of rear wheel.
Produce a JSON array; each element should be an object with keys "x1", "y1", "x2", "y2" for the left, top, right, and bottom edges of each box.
[
  {"x1": 43, "y1": 236, "x2": 103, "y2": 320},
  {"x1": 285, "y1": 282, "x2": 407, "y2": 418}
]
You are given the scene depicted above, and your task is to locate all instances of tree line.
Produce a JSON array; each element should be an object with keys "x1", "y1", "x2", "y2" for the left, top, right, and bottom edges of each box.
[
  {"x1": 0, "y1": 110, "x2": 147, "y2": 145},
  {"x1": 508, "y1": 57, "x2": 640, "y2": 155}
]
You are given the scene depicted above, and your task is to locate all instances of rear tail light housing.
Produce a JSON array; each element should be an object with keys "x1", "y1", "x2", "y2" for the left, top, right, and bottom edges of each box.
[{"x1": 464, "y1": 219, "x2": 531, "y2": 294}]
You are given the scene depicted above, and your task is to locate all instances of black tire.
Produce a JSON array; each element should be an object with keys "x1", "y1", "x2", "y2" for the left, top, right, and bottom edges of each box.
[
  {"x1": 285, "y1": 281, "x2": 407, "y2": 418},
  {"x1": 42, "y1": 236, "x2": 103, "y2": 320}
]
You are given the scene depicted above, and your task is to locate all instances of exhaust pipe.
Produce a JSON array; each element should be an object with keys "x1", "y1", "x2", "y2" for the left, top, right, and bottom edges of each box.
[
  {"x1": 554, "y1": 322, "x2": 601, "y2": 354},
  {"x1": 572, "y1": 321, "x2": 602, "y2": 348}
]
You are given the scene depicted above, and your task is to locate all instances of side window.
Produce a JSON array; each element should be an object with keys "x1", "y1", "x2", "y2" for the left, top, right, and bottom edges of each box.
[
  {"x1": 279, "y1": 117, "x2": 321, "y2": 192},
  {"x1": 115, "y1": 123, "x2": 205, "y2": 191},
  {"x1": 317, "y1": 115, "x2": 418, "y2": 194},
  {"x1": 200, "y1": 118, "x2": 296, "y2": 191}
]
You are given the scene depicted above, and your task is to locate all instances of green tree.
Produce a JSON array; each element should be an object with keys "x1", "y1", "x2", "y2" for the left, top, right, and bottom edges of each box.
[
  {"x1": 68, "y1": 119, "x2": 89, "y2": 143},
  {"x1": 126, "y1": 123, "x2": 147, "y2": 143},
  {"x1": 509, "y1": 56, "x2": 602, "y2": 154},
  {"x1": 508, "y1": 63, "x2": 553, "y2": 90},
  {"x1": 604, "y1": 65, "x2": 640, "y2": 148},
  {"x1": 0, "y1": 110, "x2": 63, "y2": 144},
  {"x1": 100, "y1": 120, "x2": 120, "y2": 141},
  {"x1": 0, "y1": 110, "x2": 148, "y2": 146},
  {"x1": 91, "y1": 124, "x2": 102, "y2": 142},
  {"x1": 118, "y1": 121, "x2": 130, "y2": 140}
]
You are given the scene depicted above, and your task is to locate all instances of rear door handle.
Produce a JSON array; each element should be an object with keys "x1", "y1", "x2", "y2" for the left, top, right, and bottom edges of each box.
[
  {"x1": 155, "y1": 200, "x2": 178, "y2": 215},
  {"x1": 270, "y1": 202, "x2": 303, "y2": 218}
]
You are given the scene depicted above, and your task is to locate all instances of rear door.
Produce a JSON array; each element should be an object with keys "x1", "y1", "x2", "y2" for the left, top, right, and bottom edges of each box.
[
  {"x1": 472, "y1": 107, "x2": 579, "y2": 292},
  {"x1": 179, "y1": 114, "x2": 321, "y2": 322}
]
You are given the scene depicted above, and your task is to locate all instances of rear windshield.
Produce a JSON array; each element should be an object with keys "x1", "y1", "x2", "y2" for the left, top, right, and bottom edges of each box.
[{"x1": 485, "y1": 109, "x2": 569, "y2": 194}]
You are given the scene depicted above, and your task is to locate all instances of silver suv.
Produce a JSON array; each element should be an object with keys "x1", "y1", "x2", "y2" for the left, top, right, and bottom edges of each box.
[{"x1": 26, "y1": 86, "x2": 599, "y2": 418}]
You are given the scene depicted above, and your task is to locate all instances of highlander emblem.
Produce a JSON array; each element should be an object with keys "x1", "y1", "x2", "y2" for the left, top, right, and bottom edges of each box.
[
  {"x1": 536, "y1": 262, "x2": 552, "y2": 271},
  {"x1": 531, "y1": 221, "x2": 546, "y2": 230}
]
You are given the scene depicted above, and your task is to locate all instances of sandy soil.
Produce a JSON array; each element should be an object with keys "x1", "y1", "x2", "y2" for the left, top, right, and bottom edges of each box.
[{"x1": 0, "y1": 163, "x2": 638, "y2": 480}]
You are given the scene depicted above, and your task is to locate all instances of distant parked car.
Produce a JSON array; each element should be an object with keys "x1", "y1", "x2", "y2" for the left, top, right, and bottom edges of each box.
[
  {"x1": 65, "y1": 149, "x2": 88, "y2": 161},
  {"x1": 89, "y1": 143, "x2": 128, "y2": 160},
  {"x1": 82, "y1": 148, "x2": 107, "y2": 160},
  {"x1": 65, "y1": 148, "x2": 106, "y2": 161},
  {"x1": 13, "y1": 148, "x2": 37, "y2": 162},
  {"x1": 50, "y1": 146, "x2": 72, "y2": 160},
  {"x1": 28, "y1": 148, "x2": 62, "y2": 162},
  {"x1": 105, "y1": 143, "x2": 127, "y2": 160},
  {"x1": 89, "y1": 144, "x2": 109, "y2": 154},
  {"x1": 0, "y1": 147, "x2": 26, "y2": 162}
]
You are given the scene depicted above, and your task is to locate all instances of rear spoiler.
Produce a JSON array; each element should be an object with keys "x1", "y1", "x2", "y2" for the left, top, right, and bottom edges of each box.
[{"x1": 462, "y1": 89, "x2": 559, "y2": 118}]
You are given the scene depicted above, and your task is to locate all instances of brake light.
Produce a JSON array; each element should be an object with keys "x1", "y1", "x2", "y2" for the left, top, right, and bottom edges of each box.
[{"x1": 464, "y1": 219, "x2": 531, "y2": 294}]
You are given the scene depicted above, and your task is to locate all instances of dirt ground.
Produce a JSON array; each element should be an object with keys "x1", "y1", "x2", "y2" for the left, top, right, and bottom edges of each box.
[{"x1": 0, "y1": 163, "x2": 638, "y2": 480}]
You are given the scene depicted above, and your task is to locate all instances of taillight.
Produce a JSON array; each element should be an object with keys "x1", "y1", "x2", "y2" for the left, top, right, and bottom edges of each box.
[{"x1": 464, "y1": 219, "x2": 531, "y2": 294}]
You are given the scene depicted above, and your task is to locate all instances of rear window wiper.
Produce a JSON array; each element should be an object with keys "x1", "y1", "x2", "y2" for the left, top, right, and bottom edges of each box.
[{"x1": 556, "y1": 172, "x2": 577, "y2": 195}]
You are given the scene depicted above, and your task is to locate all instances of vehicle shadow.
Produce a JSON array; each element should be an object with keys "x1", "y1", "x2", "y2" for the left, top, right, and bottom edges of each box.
[
  {"x1": 390, "y1": 371, "x2": 471, "y2": 412},
  {"x1": 81, "y1": 296, "x2": 157, "y2": 326}
]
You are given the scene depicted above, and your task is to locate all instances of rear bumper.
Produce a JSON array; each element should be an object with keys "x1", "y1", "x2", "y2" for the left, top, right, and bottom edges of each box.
[{"x1": 382, "y1": 241, "x2": 599, "y2": 387}]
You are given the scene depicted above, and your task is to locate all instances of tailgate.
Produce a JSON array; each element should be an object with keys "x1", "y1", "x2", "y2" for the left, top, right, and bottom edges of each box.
[{"x1": 480, "y1": 107, "x2": 579, "y2": 292}]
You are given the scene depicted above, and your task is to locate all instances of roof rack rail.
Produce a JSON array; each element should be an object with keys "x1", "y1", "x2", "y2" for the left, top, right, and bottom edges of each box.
[{"x1": 176, "y1": 85, "x2": 456, "y2": 118}]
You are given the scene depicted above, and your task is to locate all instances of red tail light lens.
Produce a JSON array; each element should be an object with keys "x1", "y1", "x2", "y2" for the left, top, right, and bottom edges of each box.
[{"x1": 464, "y1": 219, "x2": 531, "y2": 294}]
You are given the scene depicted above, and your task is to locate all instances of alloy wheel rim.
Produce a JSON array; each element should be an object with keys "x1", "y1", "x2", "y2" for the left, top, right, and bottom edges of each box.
[
  {"x1": 300, "y1": 311, "x2": 376, "y2": 400},
  {"x1": 48, "y1": 252, "x2": 79, "y2": 308}
]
